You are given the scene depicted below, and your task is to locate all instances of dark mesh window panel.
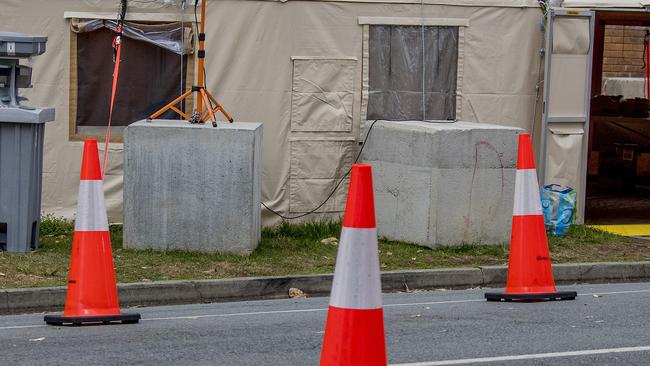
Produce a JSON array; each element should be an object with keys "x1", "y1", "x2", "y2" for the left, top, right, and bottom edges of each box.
[
  {"x1": 76, "y1": 28, "x2": 187, "y2": 127},
  {"x1": 367, "y1": 25, "x2": 458, "y2": 121}
]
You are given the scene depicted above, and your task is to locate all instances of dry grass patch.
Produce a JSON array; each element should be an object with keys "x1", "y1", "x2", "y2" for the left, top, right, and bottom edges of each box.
[{"x1": 0, "y1": 217, "x2": 647, "y2": 289}]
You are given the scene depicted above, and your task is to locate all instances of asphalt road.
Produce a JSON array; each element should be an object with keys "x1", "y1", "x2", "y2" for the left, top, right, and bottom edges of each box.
[{"x1": 1, "y1": 282, "x2": 649, "y2": 365}]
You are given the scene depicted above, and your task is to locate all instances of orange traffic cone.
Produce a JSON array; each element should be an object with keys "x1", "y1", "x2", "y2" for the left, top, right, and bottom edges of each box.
[
  {"x1": 44, "y1": 140, "x2": 140, "y2": 325},
  {"x1": 485, "y1": 134, "x2": 576, "y2": 301},
  {"x1": 320, "y1": 164, "x2": 387, "y2": 366}
]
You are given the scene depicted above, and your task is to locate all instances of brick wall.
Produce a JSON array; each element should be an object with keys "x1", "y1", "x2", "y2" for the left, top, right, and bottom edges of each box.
[{"x1": 603, "y1": 25, "x2": 647, "y2": 78}]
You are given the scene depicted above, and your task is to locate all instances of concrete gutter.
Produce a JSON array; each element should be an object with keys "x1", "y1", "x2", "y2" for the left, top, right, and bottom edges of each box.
[{"x1": 2, "y1": 261, "x2": 650, "y2": 315}]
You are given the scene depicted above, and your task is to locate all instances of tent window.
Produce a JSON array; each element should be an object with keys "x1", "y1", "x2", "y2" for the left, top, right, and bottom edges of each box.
[
  {"x1": 367, "y1": 25, "x2": 458, "y2": 121},
  {"x1": 71, "y1": 25, "x2": 190, "y2": 139}
]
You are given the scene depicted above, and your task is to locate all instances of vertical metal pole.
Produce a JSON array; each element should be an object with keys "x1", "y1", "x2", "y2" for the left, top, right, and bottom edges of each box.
[
  {"x1": 421, "y1": 0, "x2": 425, "y2": 122},
  {"x1": 196, "y1": 0, "x2": 206, "y2": 113},
  {"x1": 539, "y1": 9, "x2": 554, "y2": 186},
  {"x1": 578, "y1": 11, "x2": 596, "y2": 224}
]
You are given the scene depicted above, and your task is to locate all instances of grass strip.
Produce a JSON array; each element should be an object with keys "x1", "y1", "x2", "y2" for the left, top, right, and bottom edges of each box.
[{"x1": 0, "y1": 217, "x2": 647, "y2": 289}]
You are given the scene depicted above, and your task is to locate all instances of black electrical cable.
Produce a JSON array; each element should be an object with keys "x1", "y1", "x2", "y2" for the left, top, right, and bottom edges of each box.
[
  {"x1": 262, "y1": 120, "x2": 380, "y2": 220},
  {"x1": 112, "y1": 0, "x2": 127, "y2": 63},
  {"x1": 194, "y1": 0, "x2": 200, "y2": 24},
  {"x1": 118, "y1": 0, "x2": 127, "y2": 26}
]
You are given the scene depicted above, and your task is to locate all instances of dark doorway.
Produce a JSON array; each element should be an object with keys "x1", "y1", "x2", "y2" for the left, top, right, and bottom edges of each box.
[{"x1": 587, "y1": 10, "x2": 650, "y2": 225}]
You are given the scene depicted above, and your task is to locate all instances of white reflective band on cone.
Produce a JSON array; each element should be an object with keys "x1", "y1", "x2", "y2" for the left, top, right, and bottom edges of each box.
[
  {"x1": 75, "y1": 180, "x2": 109, "y2": 232},
  {"x1": 329, "y1": 227, "x2": 382, "y2": 310},
  {"x1": 512, "y1": 169, "x2": 542, "y2": 216}
]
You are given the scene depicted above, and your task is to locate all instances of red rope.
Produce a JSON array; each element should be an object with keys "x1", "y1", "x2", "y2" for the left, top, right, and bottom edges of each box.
[{"x1": 102, "y1": 27, "x2": 123, "y2": 179}]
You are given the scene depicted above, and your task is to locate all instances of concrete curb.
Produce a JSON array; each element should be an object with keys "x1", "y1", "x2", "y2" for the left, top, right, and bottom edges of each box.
[{"x1": 3, "y1": 261, "x2": 650, "y2": 315}]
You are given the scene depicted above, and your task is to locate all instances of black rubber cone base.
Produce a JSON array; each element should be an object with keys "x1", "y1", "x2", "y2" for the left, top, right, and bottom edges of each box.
[
  {"x1": 485, "y1": 291, "x2": 577, "y2": 302},
  {"x1": 44, "y1": 313, "x2": 140, "y2": 326}
]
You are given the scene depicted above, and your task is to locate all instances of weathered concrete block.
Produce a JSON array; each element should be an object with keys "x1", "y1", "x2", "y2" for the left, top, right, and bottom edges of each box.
[
  {"x1": 124, "y1": 120, "x2": 262, "y2": 254},
  {"x1": 362, "y1": 121, "x2": 522, "y2": 247}
]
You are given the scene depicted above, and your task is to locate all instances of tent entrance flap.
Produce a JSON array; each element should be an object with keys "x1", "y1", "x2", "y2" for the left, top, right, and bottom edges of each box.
[{"x1": 541, "y1": 8, "x2": 595, "y2": 224}]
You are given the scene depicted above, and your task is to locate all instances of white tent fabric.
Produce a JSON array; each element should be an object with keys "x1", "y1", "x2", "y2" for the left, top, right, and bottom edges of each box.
[
  {"x1": 563, "y1": 0, "x2": 650, "y2": 7},
  {"x1": 1, "y1": 0, "x2": 546, "y2": 226}
]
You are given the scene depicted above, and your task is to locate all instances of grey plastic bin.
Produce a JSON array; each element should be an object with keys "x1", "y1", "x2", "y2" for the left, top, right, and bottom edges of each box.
[
  {"x1": 0, "y1": 32, "x2": 53, "y2": 253},
  {"x1": 0, "y1": 118, "x2": 52, "y2": 252}
]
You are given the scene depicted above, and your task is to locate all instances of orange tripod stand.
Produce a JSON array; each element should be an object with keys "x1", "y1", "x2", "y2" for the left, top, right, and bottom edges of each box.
[{"x1": 148, "y1": 0, "x2": 233, "y2": 127}]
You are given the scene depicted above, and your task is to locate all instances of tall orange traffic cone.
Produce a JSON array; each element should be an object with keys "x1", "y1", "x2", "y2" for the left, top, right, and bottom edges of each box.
[
  {"x1": 44, "y1": 140, "x2": 140, "y2": 325},
  {"x1": 485, "y1": 134, "x2": 576, "y2": 301},
  {"x1": 320, "y1": 164, "x2": 387, "y2": 366}
]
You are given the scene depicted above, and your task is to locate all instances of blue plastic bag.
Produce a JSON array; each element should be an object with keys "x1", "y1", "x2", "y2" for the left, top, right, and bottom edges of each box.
[{"x1": 541, "y1": 184, "x2": 576, "y2": 237}]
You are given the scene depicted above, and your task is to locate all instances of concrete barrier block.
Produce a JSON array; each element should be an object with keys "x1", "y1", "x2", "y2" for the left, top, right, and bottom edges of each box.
[
  {"x1": 124, "y1": 120, "x2": 262, "y2": 254},
  {"x1": 363, "y1": 121, "x2": 522, "y2": 248},
  {"x1": 433, "y1": 168, "x2": 515, "y2": 245}
]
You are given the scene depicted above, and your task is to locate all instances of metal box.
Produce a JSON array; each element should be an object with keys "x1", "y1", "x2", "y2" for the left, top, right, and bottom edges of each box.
[
  {"x1": 0, "y1": 32, "x2": 47, "y2": 57},
  {"x1": 0, "y1": 32, "x2": 53, "y2": 253}
]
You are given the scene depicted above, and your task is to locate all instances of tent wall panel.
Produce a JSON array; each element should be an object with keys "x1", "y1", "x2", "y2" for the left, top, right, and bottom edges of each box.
[
  {"x1": 291, "y1": 58, "x2": 356, "y2": 132},
  {"x1": 1, "y1": 0, "x2": 543, "y2": 225},
  {"x1": 289, "y1": 139, "x2": 355, "y2": 213}
]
